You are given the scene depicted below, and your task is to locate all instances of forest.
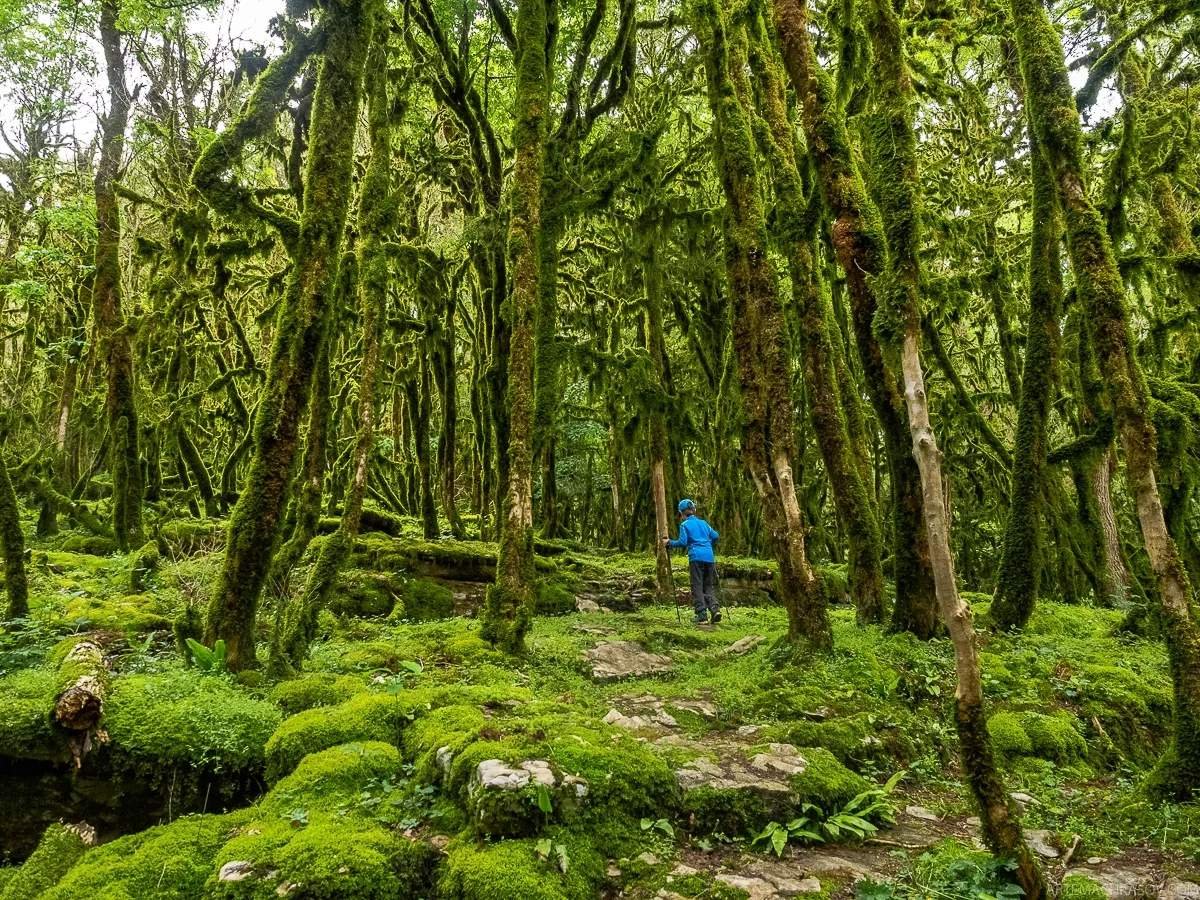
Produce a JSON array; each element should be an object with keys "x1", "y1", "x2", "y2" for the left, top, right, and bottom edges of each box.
[{"x1": 0, "y1": 0, "x2": 1198, "y2": 895}]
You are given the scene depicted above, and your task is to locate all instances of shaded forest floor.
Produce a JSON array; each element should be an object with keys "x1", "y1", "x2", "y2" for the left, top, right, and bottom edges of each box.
[{"x1": 1, "y1": 517, "x2": 1198, "y2": 898}]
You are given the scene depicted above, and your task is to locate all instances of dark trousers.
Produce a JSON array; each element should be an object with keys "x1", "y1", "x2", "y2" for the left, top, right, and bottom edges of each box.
[{"x1": 689, "y1": 561, "x2": 718, "y2": 619}]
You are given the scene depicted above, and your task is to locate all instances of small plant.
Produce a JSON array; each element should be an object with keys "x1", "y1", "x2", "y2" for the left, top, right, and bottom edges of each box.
[
  {"x1": 534, "y1": 783, "x2": 554, "y2": 815},
  {"x1": 640, "y1": 817, "x2": 675, "y2": 838},
  {"x1": 285, "y1": 807, "x2": 309, "y2": 828},
  {"x1": 535, "y1": 838, "x2": 569, "y2": 873},
  {"x1": 184, "y1": 637, "x2": 227, "y2": 673},
  {"x1": 753, "y1": 771, "x2": 905, "y2": 856}
]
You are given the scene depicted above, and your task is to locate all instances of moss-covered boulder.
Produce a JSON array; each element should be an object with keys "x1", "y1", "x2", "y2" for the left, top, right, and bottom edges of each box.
[
  {"x1": 42, "y1": 812, "x2": 241, "y2": 900},
  {"x1": 105, "y1": 671, "x2": 281, "y2": 775},
  {"x1": 265, "y1": 693, "x2": 410, "y2": 782},
  {"x1": 987, "y1": 709, "x2": 1087, "y2": 763},
  {"x1": 0, "y1": 823, "x2": 92, "y2": 900},
  {"x1": 393, "y1": 577, "x2": 455, "y2": 621},
  {"x1": 677, "y1": 744, "x2": 868, "y2": 836},
  {"x1": 329, "y1": 570, "x2": 399, "y2": 618},
  {"x1": 268, "y1": 673, "x2": 366, "y2": 716},
  {"x1": 0, "y1": 669, "x2": 59, "y2": 760},
  {"x1": 438, "y1": 831, "x2": 605, "y2": 900}
]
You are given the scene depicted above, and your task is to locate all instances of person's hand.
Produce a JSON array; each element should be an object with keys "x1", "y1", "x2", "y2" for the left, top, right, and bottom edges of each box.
[{"x1": 662, "y1": 537, "x2": 670, "y2": 546}]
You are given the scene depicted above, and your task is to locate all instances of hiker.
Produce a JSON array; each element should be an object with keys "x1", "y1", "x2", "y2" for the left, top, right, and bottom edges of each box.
[{"x1": 664, "y1": 499, "x2": 721, "y2": 625}]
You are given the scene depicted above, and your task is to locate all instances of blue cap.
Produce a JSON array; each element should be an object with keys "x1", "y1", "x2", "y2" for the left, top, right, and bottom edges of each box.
[{"x1": 677, "y1": 498, "x2": 695, "y2": 514}]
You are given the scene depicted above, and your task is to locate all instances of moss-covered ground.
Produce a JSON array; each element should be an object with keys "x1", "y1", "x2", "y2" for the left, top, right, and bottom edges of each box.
[{"x1": 0, "y1": 522, "x2": 1197, "y2": 897}]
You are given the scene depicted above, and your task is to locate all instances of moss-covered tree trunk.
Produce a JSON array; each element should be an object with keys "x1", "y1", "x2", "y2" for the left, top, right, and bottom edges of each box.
[
  {"x1": 992, "y1": 136, "x2": 1063, "y2": 630},
  {"x1": 94, "y1": 0, "x2": 143, "y2": 552},
  {"x1": 0, "y1": 452, "x2": 28, "y2": 619},
  {"x1": 770, "y1": 0, "x2": 938, "y2": 640},
  {"x1": 480, "y1": 0, "x2": 548, "y2": 653},
  {"x1": 277, "y1": 45, "x2": 393, "y2": 672},
  {"x1": 746, "y1": 20, "x2": 885, "y2": 624},
  {"x1": 643, "y1": 235, "x2": 675, "y2": 607},
  {"x1": 696, "y1": 1, "x2": 830, "y2": 650},
  {"x1": 862, "y1": 0, "x2": 1045, "y2": 892},
  {"x1": 201, "y1": 0, "x2": 376, "y2": 671},
  {"x1": 1012, "y1": 0, "x2": 1200, "y2": 797},
  {"x1": 434, "y1": 283, "x2": 465, "y2": 538}
]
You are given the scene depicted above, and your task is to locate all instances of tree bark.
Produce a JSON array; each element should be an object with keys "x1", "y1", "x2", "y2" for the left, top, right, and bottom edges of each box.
[
  {"x1": 770, "y1": 0, "x2": 938, "y2": 639},
  {"x1": 1010, "y1": 0, "x2": 1200, "y2": 799},
  {"x1": 481, "y1": 0, "x2": 548, "y2": 652},
  {"x1": 992, "y1": 136, "x2": 1063, "y2": 629},
  {"x1": 200, "y1": 0, "x2": 377, "y2": 670},
  {"x1": 0, "y1": 453, "x2": 28, "y2": 619},
  {"x1": 94, "y1": 0, "x2": 143, "y2": 552},
  {"x1": 696, "y1": 2, "x2": 830, "y2": 649}
]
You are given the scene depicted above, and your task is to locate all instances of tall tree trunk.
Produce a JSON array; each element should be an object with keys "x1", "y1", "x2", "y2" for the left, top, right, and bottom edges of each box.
[
  {"x1": 94, "y1": 0, "x2": 143, "y2": 552},
  {"x1": 1010, "y1": 0, "x2": 1200, "y2": 799},
  {"x1": 277, "y1": 46, "x2": 392, "y2": 672},
  {"x1": 770, "y1": 0, "x2": 938, "y2": 640},
  {"x1": 201, "y1": 0, "x2": 376, "y2": 671},
  {"x1": 643, "y1": 236, "x2": 675, "y2": 606},
  {"x1": 992, "y1": 137, "x2": 1063, "y2": 629},
  {"x1": 0, "y1": 453, "x2": 28, "y2": 619},
  {"x1": 696, "y1": 1, "x2": 830, "y2": 649},
  {"x1": 857, "y1": 0, "x2": 1046, "y2": 891},
  {"x1": 480, "y1": 0, "x2": 548, "y2": 653},
  {"x1": 746, "y1": 21, "x2": 885, "y2": 623},
  {"x1": 435, "y1": 284, "x2": 465, "y2": 537}
]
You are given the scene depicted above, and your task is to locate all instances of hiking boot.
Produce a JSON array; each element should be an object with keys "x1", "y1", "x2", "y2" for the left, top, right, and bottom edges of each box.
[
  {"x1": 710, "y1": 613, "x2": 722, "y2": 624},
  {"x1": 693, "y1": 615, "x2": 709, "y2": 626}
]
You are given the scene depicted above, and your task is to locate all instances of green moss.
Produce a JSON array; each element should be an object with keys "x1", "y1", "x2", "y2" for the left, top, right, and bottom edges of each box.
[
  {"x1": 0, "y1": 824, "x2": 90, "y2": 900},
  {"x1": 43, "y1": 812, "x2": 241, "y2": 900},
  {"x1": 987, "y1": 711, "x2": 1033, "y2": 757},
  {"x1": 534, "y1": 580, "x2": 576, "y2": 616},
  {"x1": 208, "y1": 816, "x2": 436, "y2": 899},
  {"x1": 129, "y1": 541, "x2": 160, "y2": 592},
  {"x1": 268, "y1": 673, "x2": 366, "y2": 716},
  {"x1": 158, "y1": 518, "x2": 223, "y2": 555},
  {"x1": 438, "y1": 831, "x2": 604, "y2": 900},
  {"x1": 1023, "y1": 711, "x2": 1087, "y2": 761},
  {"x1": 60, "y1": 593, "x2": 171, "y2": 632},
  {"x1": 265, "y1": 693, "x2": 409, "y2": 781},
  {"x1": 105, "y1": 671, "x2": 281, "y2": 774},
  {"x1": 1059, "y1": 874, "x2": 1108, "y2": 900},
  {"x1": 789, "y1": 747, "x2": 871, "y2": 810},
  {"x1": 329, "y1": 570, "x2": 398, "y2": 618},
  {"x1": 0, "y1": 669, "x2": 58, "y2": 760},
  {"x1": 393, "y1": 577, "x2": 455, "y2": 621},
  {"x1": 58, "y1": 534, "x2": 118, "y2": 556},
  {"x1": 263, "y1": 741, "x2": 402, "y2": 813}
]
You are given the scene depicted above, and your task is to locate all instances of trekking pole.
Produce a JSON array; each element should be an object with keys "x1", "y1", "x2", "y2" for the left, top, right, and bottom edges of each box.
[{"x1": 662, "y1": 537, "x2": 682, "y2": 624}]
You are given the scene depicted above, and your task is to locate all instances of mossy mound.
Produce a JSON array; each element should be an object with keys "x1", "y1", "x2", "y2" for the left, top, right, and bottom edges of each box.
[
  {"x1": 57, "y1": 534, "x2": 118, "y2": 556},
  {"x1": 105, "y1": 671, "x2": 281, "y2": 774},
  {"x1": 392, "y1": 577, "x2": 456, "y2": 621},
  {"x1": 0, "y1": 823, "x2": 90, "y2": 900},
  {"x1": 208, "y1": 815, "x2": 437, "y2": 899},
  {"x1": 987, "y1": 709, "x2": 1087, "y2": 763},
  {"x1": 42, "y1": 812, "x2": 240, "y2": 900},
  {"x1": 534, "y1": 580, "x2": 576, "y2": 616},
  {"x1": 1059, "y1": 874, "x2": 1108, "y2": 900},
  {"x1": 268, "y1": 673, "x2": 366, "y2": 716},
  {"x1": 61, "y1": 592, "x2": 172, "y2": 632},
  {"x1": 265, "y1": 693, "x2": 410, "y2": 782},
  {"x1": 438, "y1": 831, "x2": 605, "y2": 900},
  {"x1": 329, "y1": 570, "x2": 399, "y2": 618},
  {"x1": 0, "y1": 668, "x2": 58, "y2": 760}
]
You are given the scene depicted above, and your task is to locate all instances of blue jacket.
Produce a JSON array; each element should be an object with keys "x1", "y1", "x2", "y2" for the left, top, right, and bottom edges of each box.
[{"x1": 669, "y1": 515, "x2": 719, "y2": 563}]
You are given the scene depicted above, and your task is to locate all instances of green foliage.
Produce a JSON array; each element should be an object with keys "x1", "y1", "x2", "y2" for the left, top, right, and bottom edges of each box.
[
  {"x1": 438, "y1": 830, "x2": 605, "y2": 900},
  {"x1": 0, "y1": 823, "x2": 89, "y2": 900},
  {"x1": 184, "y1": 637, "x2": 228, "y2": 672},
  {"x1": 104, "y1": 670, "x2": 280, "y2": 773}
]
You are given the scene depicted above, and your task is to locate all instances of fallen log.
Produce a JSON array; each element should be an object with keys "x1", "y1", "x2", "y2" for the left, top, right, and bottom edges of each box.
[{"x1": 52, "y1": 638, "x2": 110, "y2": 768}]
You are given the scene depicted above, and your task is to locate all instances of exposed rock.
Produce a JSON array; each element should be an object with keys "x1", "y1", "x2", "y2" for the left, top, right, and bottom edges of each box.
[
  {"x1": 638, "y1": 851, "x2": 661, "y2": 866},
  {"x1": 738, "y1": 724, "x2": 765, "y2": 737},
  {"x1": 904, "y1": 805, "x2": 941, "y2": 822},
  {"x1": 586, "y1": 641, "x2": 673, "y2": 680},
  {"x1": 1162, "y1": 878, "x2": 1200, "y2": 900},
  {"x1": 671, "y1": 698, "x2": 720, "y2": 719},
  {"x1": 475, "y1": 758, "x2": 556, "y2": 791},
  {"x1": 716, "y1": 874, "x2": 783, "y2": 899},
  {"x1": 435, "y1": 745, "x2": 453, "y2": 775},
  {"x1": 1025, "y1": 829, "x2": 1059, "y2": 859},
  {"x1": 716, "y1": 870, "x2": 824, "y2": 898},
  {"x1": 604, "y1": 708, "x2": 650, "y2": 730},
  {"x1": 750, "y1": 744, "x2": 811, "y2": 775},
  {"x1": 1065, "y1": 868, "x2": 1157, "y2": 900},
  {"x1": 794, "y1": 854, "x2": 880, "y2": 881},
  {"x1": 671, "y1": 864, "x2": 700, "y2": 877},
  {"x1": 676, "y1": 744, "x2": 809, "y2": 797},
  {"x1": 576, "y1": 598, "x2": 603, "y2": 613},
  {"x1": 218, "y1": 861, "x2": 255, "y2": 882},
  {"x1": 724, "y1": 635, "x2": 767, "y2": 655}
]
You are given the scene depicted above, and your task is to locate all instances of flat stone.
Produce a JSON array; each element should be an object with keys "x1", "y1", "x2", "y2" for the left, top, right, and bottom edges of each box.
[
  {"x1": 795, "y1": 854, "x2": 879, "y2": 881},
  {"x1": 577, "y1": 598, "x2": 602, "y2": 613},
  {"x1": 750, "y1": 743, "x2": 810, "y2": 776},
  {"x1": 1162, "y1": 878, "x2": 1200, "y2": 900},
  {"x1": 586, "y1": 641, "x2": 674, "y2": 680},
  {"x1": 1025, "y1": 829, "x2": 1059, "y2": 859},
  {"x1": 724, "y1": 634, "x2": 767, "y2": 655},
  {"x1": 475, "y1": 758, "x2": 556, "y2": 791},
  {"x1": 1067, "y1": 869, "x2": 1157, "y2": 900},
  {"x1": 966, "y1": 816, "x2": 982, "y2": 827},
  {"x1": 1010, "y1": 791, "x2": 1038, "y2": 807},
  {"x1": 716, "y1": 874, "x2": 780, "y2": 900},
  {"x1": 671, "y1": 699, "x2": 720, "y2": 719},
  {"x1": 638, "y1": 852, "x2": 661, "y2": 866},
  {"x1": 1087, "y1": 857, "x2": 1105, "y2": 866},
  {"x1": 672, "y1": 864, "x2": 700, "y2": 877},
  {"x1": 738, "y1": 724, "x2": 765, "y2": 736},
  {"x1": 604, "y1": 708, "x2": 651, "y2": 730},
  {"x1": 904, "y1": 805, "x2": 941, "y2": 822},
  {"x1": 219, "y1": 861, "x2": 255, "y2": 882},
  {"x1": 675, "y1": 744, "x2": 809, "y2": 798}
]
